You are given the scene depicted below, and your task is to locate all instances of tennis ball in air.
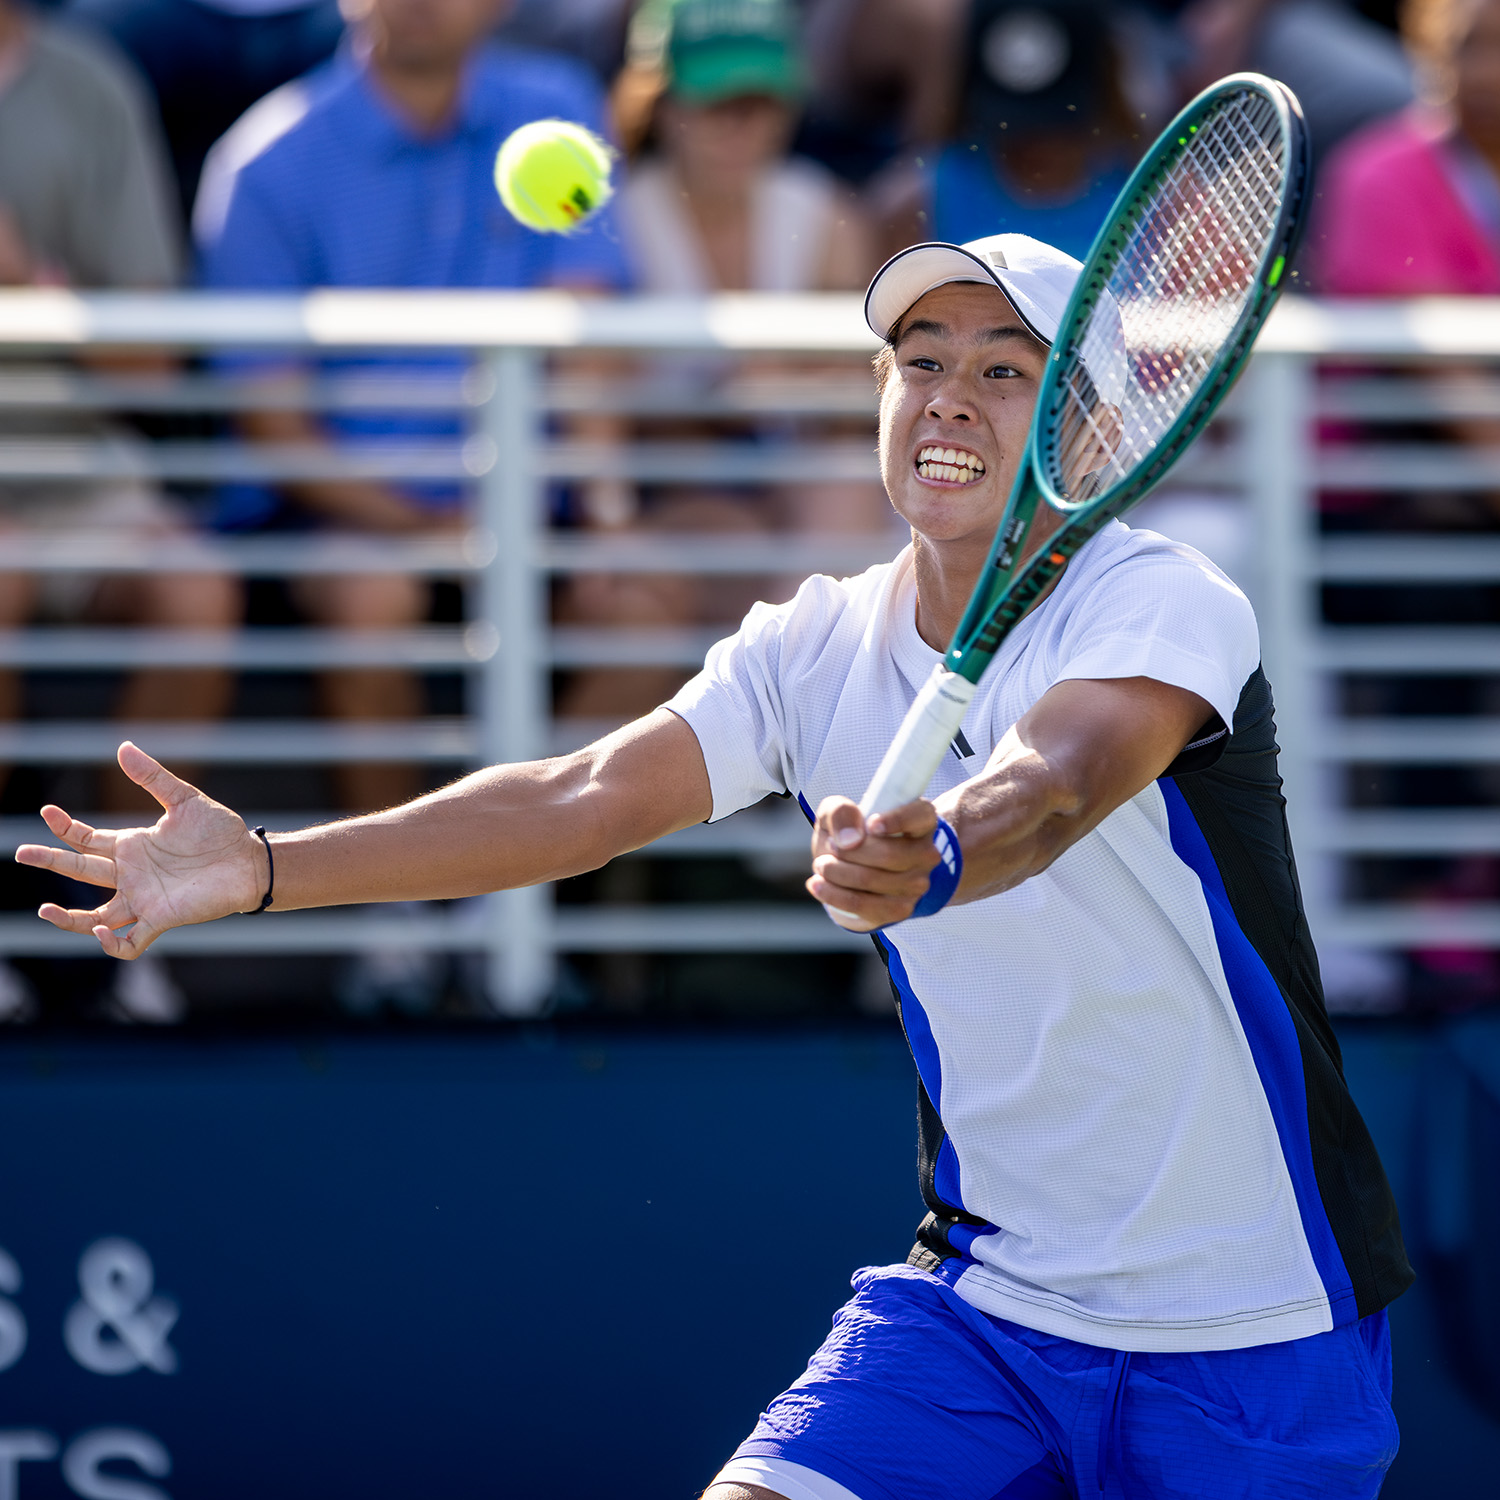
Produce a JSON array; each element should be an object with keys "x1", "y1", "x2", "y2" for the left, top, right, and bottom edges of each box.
[{"x1": 494, "y1": 120, "x2": 614, "y2": 234}]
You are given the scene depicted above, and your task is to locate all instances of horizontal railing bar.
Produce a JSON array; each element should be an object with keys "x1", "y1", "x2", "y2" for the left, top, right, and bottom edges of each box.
[
  {"x1": 546, "y1": 374, "x2": 878, "y2": 416},
  {"x1": 542, "y1": 439, "x2": 880, "y2": 483},
  {"x1": 1317, "y1": 447, "x2": 1500, "y2": 489},
  {"x1": 1318, "y1": 905, "x2": 1500, "y2": 946},
  {"x1": 0, "y1": 368, "x2": 883, "y2": 418},
  {"x1": 0, "y1": 626, "x2": 494, "y2": 669},
  {"x1": 1322, "y1": 718, "x2": 1500, "y2": 760},
  {"x1": 548, "y1": 626, "x2": 721, "y2": 668},
  {"x1": 0, "y1": 533, "x2": 488, "y2": 575},
  {"x1": 1316, "y1": 811, "x2": 1500, "y2": 852},
  {"x1": 0, "y1": 904, "x2": 866, "y2": 955},
  {"x1": 1259, "y1": 297, "x2": 1500, "y2": 357},
  {"x1": 1317, "y1": 536, "x2": 1500, "y2": 580},
  {"x1": 0, "y1": 720, "x2": 476, "y2": 763},
  {"x1": 0, "y1": 437, "x2": 487, "y2": 483},
  {"x1": 1311, "y1": 629, "x2": 1500, "y2": 672},
  {"x1": 0, "y1": 532, "x2": 902, "y2": 579},
  {"x1": 539, "y1": 532, "x2": 901, "y2": 575},
  {"x1": 0, "y1": 437, "x2": 892, "y2": 486},
  {"x1": 0, "y1": 291, "x2": 1498, "y2": 357},
  {"x1": 550, "y1": 905, "x2": 869, "y2": 951},
  {"x1": 1318, "y1": 377, "x2": 1500, "y2": 421},
  {"x1": 0, "y1": 369, "x2": 483, "y2": 413}
]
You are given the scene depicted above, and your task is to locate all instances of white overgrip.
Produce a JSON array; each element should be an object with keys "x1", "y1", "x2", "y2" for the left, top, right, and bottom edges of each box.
[
  {"x1": 822, "y1": 666, "x2": 977, "y2": 930},
  {"x1": 861, "y1": 665, "x2": 977, "y2": 815}
]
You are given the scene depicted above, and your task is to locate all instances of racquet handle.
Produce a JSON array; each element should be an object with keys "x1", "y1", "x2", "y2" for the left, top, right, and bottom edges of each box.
[
  {"x1": 860, "y1": 665, "x2": 977, "y2": 816},
  {"x1": 824, "y1": 666, "x2": 976, "y2": 930}
]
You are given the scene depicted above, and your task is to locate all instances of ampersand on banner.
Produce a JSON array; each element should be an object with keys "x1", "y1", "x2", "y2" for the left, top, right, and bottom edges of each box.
[{"x1": 63, "y1": 1239, "x2": 178, "y2": 1376}]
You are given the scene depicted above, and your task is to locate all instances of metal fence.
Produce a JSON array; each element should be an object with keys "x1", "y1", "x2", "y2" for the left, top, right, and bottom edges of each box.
[{"x1": 0, "y1": 290, "x2": 1495, "y2": 1014}]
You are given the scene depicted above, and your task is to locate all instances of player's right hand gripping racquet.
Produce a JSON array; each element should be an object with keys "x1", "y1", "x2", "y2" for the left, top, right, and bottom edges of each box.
[{"x1": 843, "y1": 74, "x2": 1309, "y2": 904}]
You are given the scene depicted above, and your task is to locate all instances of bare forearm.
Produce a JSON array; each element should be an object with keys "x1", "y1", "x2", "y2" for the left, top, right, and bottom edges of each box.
[
  {"x1": 265, "y1": 708, "x2": 708, "y2": 906},
  {"x1": 941, "y1": 677, "x2": 1212, "y2": 904},
  {"x1": 270, "y1": 760, "x2": 610, "y2": 909},
  {"x1": 939, "y1": 742, "x2": 1088, "y2": 903},
  {"x1": 270, "y1": 711, "x2": 709, "y2": 910}
]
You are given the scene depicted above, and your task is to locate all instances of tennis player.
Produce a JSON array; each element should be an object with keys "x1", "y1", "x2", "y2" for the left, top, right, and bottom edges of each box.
[{"x1": 18, "y1": 234, "x2": 1411, "y2": 1499}]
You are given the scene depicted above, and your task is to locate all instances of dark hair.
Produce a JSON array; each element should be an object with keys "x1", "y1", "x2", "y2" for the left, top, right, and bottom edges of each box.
[{"x1": 871, "y1": 308, "x2": 912, "y2": 397}]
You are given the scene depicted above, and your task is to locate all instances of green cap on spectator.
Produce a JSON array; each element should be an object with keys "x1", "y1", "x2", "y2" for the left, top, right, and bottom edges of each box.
[{"x1": 637, "y1": 0, "x2": 806, "y2": 104}]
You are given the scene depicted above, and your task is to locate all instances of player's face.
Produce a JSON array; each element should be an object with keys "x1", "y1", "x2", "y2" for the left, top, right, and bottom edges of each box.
[{"x1": 878, "y1": 281, "x2": 1048, "y2": 548}]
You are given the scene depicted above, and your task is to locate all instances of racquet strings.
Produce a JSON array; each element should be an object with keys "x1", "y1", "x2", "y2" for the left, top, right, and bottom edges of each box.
[{"x1": 1049, "y1": 88, "x2": 1288, "y2": 505}]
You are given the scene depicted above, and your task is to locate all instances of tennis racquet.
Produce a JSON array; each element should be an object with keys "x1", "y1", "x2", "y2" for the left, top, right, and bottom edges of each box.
[{"x1": 855, "y1": 72, "x2": 1310, "y2": 825}]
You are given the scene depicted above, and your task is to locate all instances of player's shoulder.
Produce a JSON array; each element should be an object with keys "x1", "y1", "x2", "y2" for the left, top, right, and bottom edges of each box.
[
  {"x1": 733, "y1": 553, "x2": 907, "y2": 662},
  {"x1": 1067, "y1": 519, "x2": 1246, "y2": 599},
  {"x1": 1041, "y1": 520, "x2": 1255, "y2": 650}
]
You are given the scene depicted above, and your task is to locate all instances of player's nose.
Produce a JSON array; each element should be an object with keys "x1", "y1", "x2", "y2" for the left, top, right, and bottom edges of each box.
[{"x1": 925, "y1": 397, "x2": 974, "y2": 423}]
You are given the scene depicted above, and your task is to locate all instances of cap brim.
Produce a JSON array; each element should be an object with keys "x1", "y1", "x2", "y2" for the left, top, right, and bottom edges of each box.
[{"x1": 863, "y1": 241, "x2": 1058, "y2": 346}]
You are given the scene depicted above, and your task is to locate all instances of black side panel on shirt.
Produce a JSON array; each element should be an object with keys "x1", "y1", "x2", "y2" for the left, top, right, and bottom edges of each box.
[{"x1": 1171, "y1": 667, "x2": 1414, "y2": 1316}]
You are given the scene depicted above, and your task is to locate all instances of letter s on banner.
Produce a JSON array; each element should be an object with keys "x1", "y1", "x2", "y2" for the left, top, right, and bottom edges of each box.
[
  {"x1": 0, "y1": 1249, "x2": 25, "y2": 1372},
  {"x1": 62, "y1": 1429, "x2": 171, "y2": 1500}
]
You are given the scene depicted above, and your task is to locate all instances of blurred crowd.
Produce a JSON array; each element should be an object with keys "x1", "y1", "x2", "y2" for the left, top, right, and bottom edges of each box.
[{"x1": 1, "y1": 0, "x2": 1498, "y2": 1018}]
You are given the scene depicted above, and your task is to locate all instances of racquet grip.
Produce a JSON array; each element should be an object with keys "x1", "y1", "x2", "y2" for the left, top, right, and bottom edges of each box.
[{"x1": 860, "y1": 666, "x2": 977, "y2": 816}]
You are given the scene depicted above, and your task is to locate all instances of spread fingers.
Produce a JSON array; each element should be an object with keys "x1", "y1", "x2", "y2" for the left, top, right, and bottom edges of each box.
[
  {"x1": 16, "y1": 843, "x2": 117, "y2": 888},
  {"x1": 39, "y1": 805, "x2": 117, "y2": 854}
]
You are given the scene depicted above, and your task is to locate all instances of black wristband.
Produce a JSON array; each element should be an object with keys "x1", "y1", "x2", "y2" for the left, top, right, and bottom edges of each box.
[{"x1": 244, "y1": 826, "x2": 274, "y2": 914}]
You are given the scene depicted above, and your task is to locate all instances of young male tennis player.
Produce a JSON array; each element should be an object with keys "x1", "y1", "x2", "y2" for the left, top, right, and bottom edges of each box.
[{"x1": 20, "y1": 234, "x2": 1411, "y2": 1499}]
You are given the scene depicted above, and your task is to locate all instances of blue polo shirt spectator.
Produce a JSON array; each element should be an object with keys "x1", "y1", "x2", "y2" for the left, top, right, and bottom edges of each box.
[{"x1": 197, "y1": 41, "x2": 629, "y2": 528}]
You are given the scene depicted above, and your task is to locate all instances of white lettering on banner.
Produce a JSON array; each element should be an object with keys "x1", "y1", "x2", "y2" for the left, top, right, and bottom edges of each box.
[
  {"x1": 62, "y1": 1429, "x2": 171, "y2": 1500},
  {"x1": 0, "y1": 1432, "x2": 58, "y2": 1500},
  {"x1": 63, "y1": 1240, "x2": 178, "y2": 1376},
  {"x1": 0, "y1": 1249, "x2": 25, "y2": 1372},
  {"x1": 0, "y1": 1432, "x2": 171, "y2": 1500}
]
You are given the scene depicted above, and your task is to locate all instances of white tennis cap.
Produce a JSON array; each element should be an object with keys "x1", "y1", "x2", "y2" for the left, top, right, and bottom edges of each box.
[{"x1": 864, "y1": 232, "x2": 1083, "y2": 345}]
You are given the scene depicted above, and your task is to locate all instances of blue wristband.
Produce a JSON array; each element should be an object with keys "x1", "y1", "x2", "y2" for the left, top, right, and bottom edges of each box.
[{"x1": 911, "y1": 818, "x2": 963, "y2": 918}]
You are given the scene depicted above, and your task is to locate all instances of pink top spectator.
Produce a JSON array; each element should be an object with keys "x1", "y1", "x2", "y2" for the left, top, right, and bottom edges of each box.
[{"x1": 1315, "y1": 108, "x2": 1500, "y2": 295}]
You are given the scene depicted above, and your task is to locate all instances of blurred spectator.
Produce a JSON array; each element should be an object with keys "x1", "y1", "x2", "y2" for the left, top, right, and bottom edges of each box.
[
  {"x1": 0, "y1": 0, "x2": 238, "y2": 1021},
  {"x1": 494, "y1": 0, "x2": 632, "y2": 82},
  {"x1": 1315, "y1": 0, "x2": 1500, "y2": 294},
  {"x1": 1172, "y1": 0, "x2": 1412, "y2": 175},
  {"x1": 868, "y1": 0, "x2": 1138, "y2": 263},
  {"x1": 65, "y1": 0, "x2": 347, "y2": 221},
  {"x1": 559, "y1": 0, "x2": 884, "y2": 721},
  {"x1": 617, "y1": 0, "x2": 873, "y2": 303},
  {"x1": 799, "y1": 0, "x2": 967, "y2": 182},
  {"x1": 196, "y1": 0, "x2": 628, "y2": 1012}
]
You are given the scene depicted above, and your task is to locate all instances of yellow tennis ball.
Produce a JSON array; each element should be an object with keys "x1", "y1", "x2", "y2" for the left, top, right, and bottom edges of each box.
[{"x1": 494, "y1": 119, "x2": 615, "y2": 234}]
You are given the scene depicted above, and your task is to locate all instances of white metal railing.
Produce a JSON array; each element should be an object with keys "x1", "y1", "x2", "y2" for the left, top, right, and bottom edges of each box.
[{"x1": 0, "y1": 291, "x2": 1497, "y2": 1013}]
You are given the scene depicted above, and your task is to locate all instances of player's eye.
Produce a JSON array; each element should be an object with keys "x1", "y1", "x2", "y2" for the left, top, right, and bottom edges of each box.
[
  {"x1": 985, "y1": 363, "x2": 1022, "y2": 379},
  {"x1": 906, "y1": 356, "x2": 941, "y2": 372}
]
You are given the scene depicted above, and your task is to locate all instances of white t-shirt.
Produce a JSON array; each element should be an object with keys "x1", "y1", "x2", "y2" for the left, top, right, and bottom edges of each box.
[{"x1": 667, "y1": 521, "x2": 1348, "y2": 1353}]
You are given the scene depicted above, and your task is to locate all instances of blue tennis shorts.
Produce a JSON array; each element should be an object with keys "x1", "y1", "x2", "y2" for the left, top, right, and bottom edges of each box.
[{"x1": 713, "y1": 1264, "x2": 1398, "y2": 1500}]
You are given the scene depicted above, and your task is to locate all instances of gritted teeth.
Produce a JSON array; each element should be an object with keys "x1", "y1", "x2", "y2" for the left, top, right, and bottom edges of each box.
[{"x1": 915, "y1": 445, "x2": 986, "y2": 483}]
